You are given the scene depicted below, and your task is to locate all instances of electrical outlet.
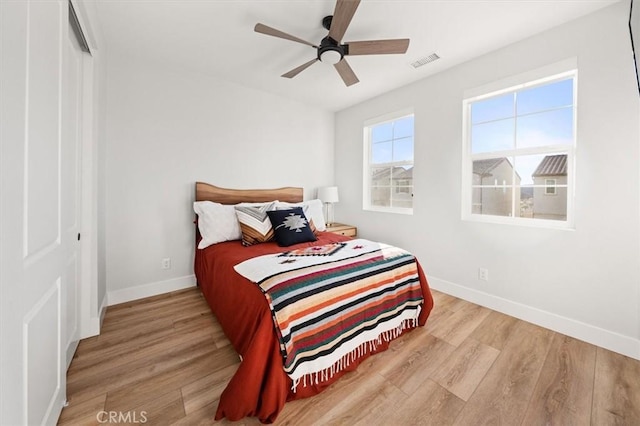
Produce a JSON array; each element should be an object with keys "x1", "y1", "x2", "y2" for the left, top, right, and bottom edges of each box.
[
  {"x1": 162, "y1": 258, "x2": 171, "y2": 269},
  {"x1": 478, "y1": 268, "x2": 489, "y2": 281}
]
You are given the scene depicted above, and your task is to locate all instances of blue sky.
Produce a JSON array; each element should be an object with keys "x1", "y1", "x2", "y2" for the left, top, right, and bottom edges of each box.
[
  {"x1": 471, "y1": 78, "x2": 574, "y2": 185},
  {"x1": 371, "y1": 115, "x2": 414, "y2": 164},
  {"x1": 368, "y1": 78, "x2": 573, "y2": 186}
]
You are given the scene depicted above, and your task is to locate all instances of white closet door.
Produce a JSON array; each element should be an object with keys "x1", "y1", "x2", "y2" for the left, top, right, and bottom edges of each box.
[{"x1": 0, "y1": 0, "x2": 81, "y2": 424}]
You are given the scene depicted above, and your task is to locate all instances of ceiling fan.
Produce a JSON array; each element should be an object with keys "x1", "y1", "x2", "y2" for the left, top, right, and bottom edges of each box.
[{"x1": 254, "y1": 0, "x2": 410, "y2": 87}]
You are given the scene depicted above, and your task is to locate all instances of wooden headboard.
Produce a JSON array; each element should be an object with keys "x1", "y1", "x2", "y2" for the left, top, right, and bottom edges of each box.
[{"x1": 195, "y1": 182, "x2": 303, "y2": 204}]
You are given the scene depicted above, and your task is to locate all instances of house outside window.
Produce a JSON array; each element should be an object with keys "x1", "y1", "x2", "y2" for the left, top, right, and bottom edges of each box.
[
  {"x1": 462, "y1": 65, "x2": 576, "y2": 228},
  {"x1": 363, "y1": 110, "x2": 414, "y2": 214}
]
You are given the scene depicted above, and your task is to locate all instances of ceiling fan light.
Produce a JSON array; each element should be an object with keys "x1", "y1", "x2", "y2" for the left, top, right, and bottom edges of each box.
[{"x1": 320, "y1": 49, "x2": 342, "y2": 65}]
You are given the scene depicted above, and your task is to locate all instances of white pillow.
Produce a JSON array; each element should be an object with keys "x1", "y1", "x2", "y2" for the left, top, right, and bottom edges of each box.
[
  {"x1": 194, "y1": 200, "x2": 280, "y2": 249},
  {"x1": 194, "y1": 201, "x2": 242, "y2": 249},
  {"x1": 275, "y1": 199, "x2": 326, "y2": 232}
]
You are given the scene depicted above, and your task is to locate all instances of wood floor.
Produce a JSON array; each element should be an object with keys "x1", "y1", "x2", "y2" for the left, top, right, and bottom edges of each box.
[{"x1": 58, "y1": 287, "x2": 640, "y2": 425}]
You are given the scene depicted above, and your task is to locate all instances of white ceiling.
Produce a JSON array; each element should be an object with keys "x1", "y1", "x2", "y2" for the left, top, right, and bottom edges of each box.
[{"x1": 93, "y1": 0, "x2": 619, "y2": 112}]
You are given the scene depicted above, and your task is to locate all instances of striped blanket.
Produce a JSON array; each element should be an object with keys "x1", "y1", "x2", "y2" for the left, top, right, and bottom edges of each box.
[{"x1": 234, "y1": 239, "x2": 424, "y2": 390}]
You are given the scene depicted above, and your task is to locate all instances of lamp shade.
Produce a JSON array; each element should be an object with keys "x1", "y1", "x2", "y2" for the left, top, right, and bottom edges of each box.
[{"x1": 317, "y1": 186, "x2": 339, "y2": 203}]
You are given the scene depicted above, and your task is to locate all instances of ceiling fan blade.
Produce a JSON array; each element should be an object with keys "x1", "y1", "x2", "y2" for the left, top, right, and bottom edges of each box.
[
  {"x1": 282, "y1": 58, "x2": 319, "y2": 78},
  {"x1": 328, "y1": 0, "x2": 361, "y2": 43},
  {"x1": 254, "y1": 23, "x2": 317, "y2": 48},
  {"x1": 334, "y1": 59, "x2": 359, "y2": 86},
  {"x1": 346, "y1": 39, "x2": 410, "y2": 56}
]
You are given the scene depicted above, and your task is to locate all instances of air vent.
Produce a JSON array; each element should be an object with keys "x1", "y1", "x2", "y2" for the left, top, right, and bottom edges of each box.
[{"x1": 410, "y1": 53, "x2": 440, "y2": 69}]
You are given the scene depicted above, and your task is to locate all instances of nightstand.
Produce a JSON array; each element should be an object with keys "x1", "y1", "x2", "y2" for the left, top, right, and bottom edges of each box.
[{"x1": 325, "y1": 223, "x2": 357, "y2": 238}]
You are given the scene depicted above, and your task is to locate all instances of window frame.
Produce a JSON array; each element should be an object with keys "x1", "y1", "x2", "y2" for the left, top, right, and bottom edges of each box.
[
  {"x1": 461, "y1": 66, "x2": 577, "y2": 229},
  {"x1": 363, "y1": 108, "x2": 415, "y2": 215}
]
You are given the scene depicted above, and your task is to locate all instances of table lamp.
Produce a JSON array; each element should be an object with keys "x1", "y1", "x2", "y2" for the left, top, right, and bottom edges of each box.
[{"x1": 317, "y1": 186, "x2": 339, "y2": 226}]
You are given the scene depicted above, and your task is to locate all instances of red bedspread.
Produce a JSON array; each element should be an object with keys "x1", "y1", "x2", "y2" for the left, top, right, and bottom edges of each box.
[{"x1": 194, "y1": 232, "x2": 434, "y2": 423}]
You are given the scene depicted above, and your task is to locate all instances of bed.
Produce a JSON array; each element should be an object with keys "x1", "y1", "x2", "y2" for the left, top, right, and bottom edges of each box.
[{"x1": 193, "y1": 182, "x2": 434, "y2": 423}]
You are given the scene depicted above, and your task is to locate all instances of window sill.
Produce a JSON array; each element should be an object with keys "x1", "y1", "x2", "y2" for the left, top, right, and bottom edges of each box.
[
  {"x1": 364, "y1": 206, "x2": 414, "y2": 215},
  {"x1": 462, "y1": 213, "x2": 574, "y2": 230}
]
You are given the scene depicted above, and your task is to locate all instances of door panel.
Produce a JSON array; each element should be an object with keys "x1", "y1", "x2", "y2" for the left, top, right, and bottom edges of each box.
[
  {"x1": 22, "y1": 3, "x2": 67, "y2": 424},
  {"x1": 1, "y1": 1, "x2": 75, "y2": 424},
  {"x1": 25, "y1": 1, "x2": 62, "y2": 257},
  {"x1": 24, "y1": 281, "x2": 61, "y2": 425}
]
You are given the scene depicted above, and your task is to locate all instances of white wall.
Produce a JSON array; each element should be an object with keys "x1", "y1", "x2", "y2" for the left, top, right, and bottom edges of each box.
[
  {"x1": 104, "y1": 56, "x2": 335, "y2": 302},
  {"x1": 335, "y1": 2, "x2": 640, "y2": 358}
]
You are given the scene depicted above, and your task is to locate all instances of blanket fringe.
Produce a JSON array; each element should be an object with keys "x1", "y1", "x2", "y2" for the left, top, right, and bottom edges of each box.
[{"x1": 291, "y1": 317, "x2": 418, "y2": 392}]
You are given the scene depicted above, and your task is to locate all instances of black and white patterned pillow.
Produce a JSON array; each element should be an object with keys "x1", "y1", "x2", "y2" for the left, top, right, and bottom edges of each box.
[{"x1": 266, "y1": 207, "x2": 317, "y2": 247}]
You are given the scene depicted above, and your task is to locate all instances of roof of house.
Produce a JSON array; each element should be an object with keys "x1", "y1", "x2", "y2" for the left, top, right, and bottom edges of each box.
[
  {"x1": 372, "y1": 166, "x2": 413, "y2": 181},
  {"x1": 473, "y1": 158, "x2": 509, "y2": 176},
  {"x1": 532, "y1": 154, "x2": 567, "y2": 177},
  {"x1": 394, "y1": 167, "x2": 413, "y2": 179}
]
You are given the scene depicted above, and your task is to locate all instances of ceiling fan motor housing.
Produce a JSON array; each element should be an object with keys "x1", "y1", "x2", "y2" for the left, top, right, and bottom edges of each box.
[{"x1": 318, "y1": 36, "x2": 345, "y2": 64}]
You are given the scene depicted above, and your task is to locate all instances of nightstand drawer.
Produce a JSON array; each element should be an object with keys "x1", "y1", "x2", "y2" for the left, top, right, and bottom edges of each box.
[
  {"x1": 325, "y1": 223, "x2": 357, "y2": 238},
  {"x1": 335, "y1": 227, "x2": 357, "y2": 237}
]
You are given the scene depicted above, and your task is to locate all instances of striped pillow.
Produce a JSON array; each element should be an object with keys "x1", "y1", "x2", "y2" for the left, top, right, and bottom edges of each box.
[{"x1": 235, "y1": 202, "x2": 276, "y2": 246}]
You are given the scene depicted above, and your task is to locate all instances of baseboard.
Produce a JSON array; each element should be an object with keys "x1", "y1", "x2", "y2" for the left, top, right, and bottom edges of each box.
[
  {"x1": 79, "y1": 293, "x2": 109, "y2": 338},
  {"x1": 99, "y1": 293, "x2": 107, "y2": 325},
  {"x1": 66, "y1": 339, "x2": 79, "y2": 369},
  {"x1": 107, "y1": 275, "x2": 197, "y2": 306},
  {"x1": 429, "y1": 276, "x2": 640, "y2": 361}
]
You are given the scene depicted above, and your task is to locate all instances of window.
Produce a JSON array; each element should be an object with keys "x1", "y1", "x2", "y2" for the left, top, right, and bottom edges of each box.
[
  {"x1": 544, "y1": 179, "x2": 557, "y2": 195},
  {"x1": 462, "y1": 69, "x2": 576, "y2": 227},
  {"x1": 363, "y1": 110, "x2": 414, "y2": 214}
]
